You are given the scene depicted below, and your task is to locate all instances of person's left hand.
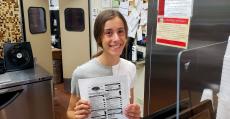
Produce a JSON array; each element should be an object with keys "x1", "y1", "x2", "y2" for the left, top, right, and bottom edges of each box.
[{"x1": 124, "y1": 103, "x2": 141, "y2": 119}]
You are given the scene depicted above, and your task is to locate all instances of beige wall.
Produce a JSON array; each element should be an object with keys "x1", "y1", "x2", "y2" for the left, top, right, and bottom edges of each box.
[
  {"x1": 59, "y1": 0, "x2": 90, "y2": 79},
  {"x1": 21, "y1": 0, "x2": 53, "y2": 74}
]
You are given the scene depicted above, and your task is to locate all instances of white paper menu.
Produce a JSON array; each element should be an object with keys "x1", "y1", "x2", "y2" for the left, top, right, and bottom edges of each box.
[{"x1": 78, "y1": 75, "x2": 129, "y2": 119}]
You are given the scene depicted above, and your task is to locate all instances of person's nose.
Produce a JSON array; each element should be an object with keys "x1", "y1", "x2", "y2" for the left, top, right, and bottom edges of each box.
[{"x1": 112, "y1": 32, "x2": 120, "y2": 41}]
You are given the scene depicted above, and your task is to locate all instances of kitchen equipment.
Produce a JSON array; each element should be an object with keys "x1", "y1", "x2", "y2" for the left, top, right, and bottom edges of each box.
[{"x1": 0, "y1": 65, "x2": 53, "y2": 119}]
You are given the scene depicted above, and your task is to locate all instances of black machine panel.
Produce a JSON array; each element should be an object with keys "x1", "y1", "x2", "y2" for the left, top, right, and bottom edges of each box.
[
  {"x1": 0, "y1": 58, "x2": 5, "y2": 74},
  {"x1": 3, "y1": 42, "x2": 34, "y2": 72}
]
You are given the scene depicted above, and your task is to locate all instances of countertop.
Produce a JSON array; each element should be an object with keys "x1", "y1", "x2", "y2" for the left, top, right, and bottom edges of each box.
[{"x1": 0, "y1": 65, "x2": 52, "y2": 89}]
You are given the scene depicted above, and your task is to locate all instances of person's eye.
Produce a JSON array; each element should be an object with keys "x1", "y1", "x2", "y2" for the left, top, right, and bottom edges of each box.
[
  {"x1": 105, "y1": 31, "x2": 113, "y2": 36},
  {"x1": 118, "y1": 29, "x2": 125, "y2": 35}
]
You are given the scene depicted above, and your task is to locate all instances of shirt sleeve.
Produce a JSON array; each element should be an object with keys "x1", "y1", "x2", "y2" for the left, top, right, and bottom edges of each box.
[
  {"x1": 71, "y1": 68, "x2": 80, "y2": 96},
  {"x1": 129, "y1": 62, "x2": 136, "y2": 89}
]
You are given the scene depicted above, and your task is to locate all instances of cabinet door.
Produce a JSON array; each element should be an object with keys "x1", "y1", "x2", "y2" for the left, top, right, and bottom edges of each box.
[
  {"x1": 0, "y1": 81, "x2": 53, "y2": 119},
  {"x1": 59, "y1": 0, "x2": 90, "y2": 79},
  {"x1": 20, "y1": 0, "x2": 53, "y2": 74}
]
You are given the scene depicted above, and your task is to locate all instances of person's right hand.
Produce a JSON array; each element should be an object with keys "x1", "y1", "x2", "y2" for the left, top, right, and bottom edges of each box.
[{"x1": 74, "y1": 99, "x2": 91, "y2": 119}]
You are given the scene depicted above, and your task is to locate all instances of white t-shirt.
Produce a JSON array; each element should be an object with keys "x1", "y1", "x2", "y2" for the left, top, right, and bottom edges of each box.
[{"x1": 71, "y1": 58, "x2": 136, "y2": 96}]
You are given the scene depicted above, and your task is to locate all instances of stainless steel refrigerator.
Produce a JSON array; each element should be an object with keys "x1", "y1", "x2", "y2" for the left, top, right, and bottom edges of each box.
[
  {"x1": 144, "y1": 0, "x2": 230, "y2": 118},
  {"x1": 0, "y1": 66, "x2": 53, "y2": 119}
]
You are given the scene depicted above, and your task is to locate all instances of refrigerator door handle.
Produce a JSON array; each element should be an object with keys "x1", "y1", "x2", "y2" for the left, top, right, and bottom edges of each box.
[{"x1": 0, "y1": 88, "x2": 23, "y2": 110}]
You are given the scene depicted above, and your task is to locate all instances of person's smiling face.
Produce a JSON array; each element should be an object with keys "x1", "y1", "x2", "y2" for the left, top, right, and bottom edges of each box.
[{"x1": 101, "y1": 16, "x2": 127, "y2": 57}]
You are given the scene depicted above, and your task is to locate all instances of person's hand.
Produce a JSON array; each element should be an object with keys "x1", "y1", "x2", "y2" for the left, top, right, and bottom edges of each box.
[
  {"x1": 74, "y1": 99, "x2": 91, "y2": 119},
  {"x1": 124, "y1": 103, "x2": 141, "y2": 119}
]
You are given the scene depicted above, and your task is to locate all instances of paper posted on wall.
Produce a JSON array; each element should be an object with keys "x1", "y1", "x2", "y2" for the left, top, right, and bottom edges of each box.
[{"x1": 78, "y1": 76, "x2": 129, "y2": 119}]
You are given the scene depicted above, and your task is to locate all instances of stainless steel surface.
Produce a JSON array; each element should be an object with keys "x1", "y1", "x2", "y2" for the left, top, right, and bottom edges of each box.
[
  {"x1": 0, "y1": 65, "x2": 51, "y2": 89},
  {"x1": 0, "y1": 65, "x2": 53, "y2": 119},
  {"x1": 144, "y1": 0, "x2": 230, "y2": 117},
  {"x1": 0, "y1": 80, "x2": 53, "y2": 119}
]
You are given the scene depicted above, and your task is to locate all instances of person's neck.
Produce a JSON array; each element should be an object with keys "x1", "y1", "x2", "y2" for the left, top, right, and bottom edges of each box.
[{"x1": 97, "y1": 53, "x2": 120, "y2": 66}]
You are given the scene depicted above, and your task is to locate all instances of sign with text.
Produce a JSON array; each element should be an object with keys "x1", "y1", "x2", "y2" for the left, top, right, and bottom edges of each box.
[
  {"x1": 156, "y1": 0, "x2": 193, "y2": 49},
  {"x1": 156, "y1": 17, "x2": 190, "y2": 49}
]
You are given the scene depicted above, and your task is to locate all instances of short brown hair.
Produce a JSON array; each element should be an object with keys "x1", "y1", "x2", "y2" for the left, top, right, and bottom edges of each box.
[{"x1": 93, "y1": 9, "x2": 128, "y2": 48}]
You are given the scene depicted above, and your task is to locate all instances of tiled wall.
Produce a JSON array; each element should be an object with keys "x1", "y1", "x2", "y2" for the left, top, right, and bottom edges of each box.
[{"x1": 0, "y1": 0, "x2": 22, "y2": 58}]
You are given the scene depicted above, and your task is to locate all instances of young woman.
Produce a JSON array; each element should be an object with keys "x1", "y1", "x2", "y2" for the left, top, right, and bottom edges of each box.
[{"x1": 67, "y1": 9, "x2": 141, "y2": 119}]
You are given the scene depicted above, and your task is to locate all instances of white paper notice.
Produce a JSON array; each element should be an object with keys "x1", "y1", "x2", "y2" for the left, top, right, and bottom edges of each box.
[
  {"x1": 101, "y1": 0, "x2": 112, "y2": 8},
  {"x1": 137, "y1": 26, "x2": 143, "y2": 41},
  {"x1": 135, "y1": 0, "x2": 142, "y2": 14},
  {"x1": 78, "y1": 76, "x2": 129, "y2": 119},
  {"x1": 128, "y1": 9, "x2": 140, "y2": 38},
  {"x1": 128, "y1": 9, "x2": 140, "y2": 31},
  {"x1": 128, "y1": 23, "x2": 138, "y2": 38},
  {"x1": 92, "y1": 8, "x2": 98, "y2": 21},
  {"x1": 164, "y1": 0, "x2": 193, "y2": 17},
  {"x1": 119, "y1": 1, "x2": 129, "y2": 16},
  {"x1": 142, "y1": 3, "x2": 148, "y2": 10},
  {"x1": 140, "y1": 10, "x2": 147, "y2": 25}
]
